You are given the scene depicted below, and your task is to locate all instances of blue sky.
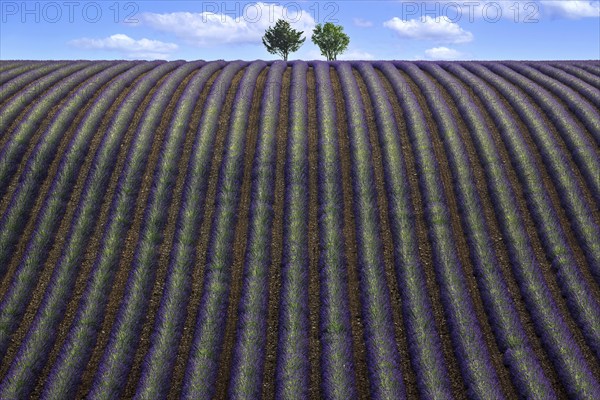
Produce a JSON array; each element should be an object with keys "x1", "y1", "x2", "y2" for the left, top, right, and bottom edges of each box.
[{"x1": 1, "y1": 1, "x2": 599, "y2": 60}]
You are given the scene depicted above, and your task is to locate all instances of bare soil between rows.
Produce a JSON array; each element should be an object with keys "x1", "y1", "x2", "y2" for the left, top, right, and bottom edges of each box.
[{"x1": 1, "y1": 60, "x2": 598, "y2": 399}]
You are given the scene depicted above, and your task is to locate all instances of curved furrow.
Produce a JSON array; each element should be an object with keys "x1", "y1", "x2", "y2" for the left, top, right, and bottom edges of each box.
[
  {"x1": 0, "y1": 63, "x2": 157, "y2": 384},
  {"x1": 260, "y1": 66, "x2": 291, "y2": 400},
  {"x1": 527, "y1": 63, "x2": 600, "y2": 106},
  {"x1": 0, "y1": 61, "x2": 163, "y2": 399},
  {"x1": 0, "y1": 62, "x2": 47, "y2": 82},
  {"x1": 465, "y1": 62, "x2": 600, "y2": 286},
  {"x1": 35, "y1": 61, "x2": 182, "y2": 400},
  {"x1": 514, "y1": 62, "x2": 600, "y2": 128},
  {"x1": 121, "y1": 64, "x2": 226, "y2": 400},
  {"x1": 0, "y1": 59, "x2": 597, "y2": 398},
  {"x1": 376, "y1": 68, "x2": 467, "y2": 399},
  {"x1": 335, "y1": 61, "x2": 407, "y2": 400},
  {"x1": 386, "y1": 62, "x2": 505, "y2": 399},
  {"x1": 0, "y1": 62, "x2": 136, "y2": 284},
  {"x1": 0, "y1": 61, "x2": 112, "y2": 204},
  {"x1": 0, "y1": 61, "x2": 50, "y2": 86},
  {"x1": 414, "y1": 61, "x2": 557, "y2": 399},
  {"x1": 25, "y1": 64, "x2": 162, "y2": 400},
  {"x1": 0, "y1": 62, "x2": 54, "y2": 85},
  {"x1": 179, "y1": 61, "x2": 264, "y2": 400},
  {"x1": 573, "y1": 63, "x2": 600, "y2": 77},
  {"x1": 328, "y1": 66, "x2": 372, "y2": 399},
  {"x1": 75, "y1": 60, "x2": 207, "y2": 399},
  {"x1": 548, "y1": 62, "x2": 600, "y2": 89},
  {"x1": 113, "y1": 62, "x2": 242, "y2": 397},
  {"x1": 34, "y1": 60, "x2": 197, "y2": 400},
  {"x1": 445, "y1": 63, "x2": 600, "y2": 399},
  {"x1": 77, "y1": 61, "x2": 212, "y2": 399},
  {"x1": 271, "y1": 61, "x2": 311, "y2": 400},
  {"x1": 310, "y1": 60, "x2": 358, "y2": 399},
  {"x1": 226, "y1": 60, "x2": 286, "y2": 400},
  {"x1": 423, "y1": 61, "x2": 569, "y2": 396},
  {"x1": 204, "y1": 62, "x2": 268, "y2": 400},
  {"x1": 355, "y1": 66, "x2": 421, "y2": 399},
  {"x1": 0, "y1": 61, "x2": 29, "y2": 73},
  {"x1": 496, "y1": 62, "x2": 600, "y2": 192},
  {"x1": 332, "y1": 66, "x2": 373, "y2": 399},
  {"x1": 0, "y1": 61, "x2": 92, "y2": 137},
  {"x1": 475, "y1": 61, "x2": 600, "y2": 356},
  {"x1": 0, "y1": 62, "x2": 68, "y2": 105},
  {"x1": 359, "y1": 62, "x2": 453, "y2": 399},
  {"x1": 167, "y1": 63, "x2": 246, "y2": 400},
  {"x1": 0, "y1": 61, "x2": 150, "y2": 367},
  {"x1": 305, "y1": 67, "x2": 322, "y2": 400}
]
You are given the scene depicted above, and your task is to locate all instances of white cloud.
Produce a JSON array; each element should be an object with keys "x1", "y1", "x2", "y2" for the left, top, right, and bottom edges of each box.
[
  {"x1": 384, "y1": 16, "x2": 473, "y2": 43},
  {"x1": 140, "y1": 3, "x2": 316, "y2": 47},
  {"x1": 424, "y1": 46, "x2": 464, "y2": 60},
  {"x1": 306, "y1": 48, "x2": 375, "y2": 60},
  {"x1": 414, "y1": 0, "x2": 597, "y2": 21},
  {"x1": 69, "y1": 34, "x2": 178, "y2": 59},
  {"x1": 338, "y1": 50, "x2": 376, "y2": 60},
  {"x1": 353, "y1": 18, "x2": 374, "y2": 27},
  {"x1": 541, "y1": 0, "x2": 599, "y2": 19},
  {"x1": 398, "y1": 1, "x2": 542, "y2": 22}
]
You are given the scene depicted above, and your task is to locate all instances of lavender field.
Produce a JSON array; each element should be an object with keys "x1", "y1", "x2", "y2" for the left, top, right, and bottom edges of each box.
[{"x1": 0, "y1": 59, "x2": 599, "y2": 399}]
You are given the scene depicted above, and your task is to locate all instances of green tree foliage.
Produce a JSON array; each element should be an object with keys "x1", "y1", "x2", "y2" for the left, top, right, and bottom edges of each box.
[
  {"x1": 311, "y1": 23, "x2": 350, "y2": 61},
  {"x1": 262, "y1": 19, "x2": 306, "y2": 61}
]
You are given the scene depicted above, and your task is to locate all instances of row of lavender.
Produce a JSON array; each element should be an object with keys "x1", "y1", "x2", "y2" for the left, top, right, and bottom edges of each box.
[{"x1": 0, "y1": 59, "x2": 598, "y2": 398}]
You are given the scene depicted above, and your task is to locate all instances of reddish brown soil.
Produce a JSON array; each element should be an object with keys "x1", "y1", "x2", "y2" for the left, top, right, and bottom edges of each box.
[
  {"x1": 1, "y1": 61, "x2": 599, "y2": 399},
  {"x1": 167, "y1": 68, "x2": 246, "y2": 400},
  {"x1": 0, "y1": 68, "x2": 135, "y2": 378},
  {"x1": 0, "y1": 66, "x2": 128, "y2": 303},
  {"x1": 394, "y1": 66, "x2": 518, "y2": 398},
  {"x1": 0, "y1": 62, "x2": 67, "y2": 110},
  {"x1": 306, "y1": 67, "x2": 323, "y2": 400},
  {"x1": 329, "y1": 68, "x2": 371, "y2": 400},
  {"x1": 0, "y1": 62, "x2": 94, "y2": 169},
  {"x1": 212, "y1": 67, "x2": 268, "y2": 399},
  {"x1": 119, "y1": 66, "x2": 225, "y2": 399},
  {"x1": 352, "y1": 68, "x2": 420, "y2": 399},
  {"x1": 37, "y1": 64, "x2": 167, "y2": 396},
  {"x1": 494, "y1": 66, "x2": 600, "y2": 277},
  {"x1": 445, "y1": 63, "x2": 600, "y2": 389},
  {"x1": 27, "y1": 67, "x2": 158, "y2": 399},
  {"x1": 261, "y1": 67, "x2": 290, "y2": 400},
  {"x1": 422, "y1": 67, "x2": 569, "y2": 398},
  {"x1": 470, "y1": 66, "x2": 600, "y2": 382},
  {"x1": 75, "y1": 65, "x2": 197, "y2": 399},
  {"x1": 375, "y1": 67, "x2": 468, "y2": 399}
]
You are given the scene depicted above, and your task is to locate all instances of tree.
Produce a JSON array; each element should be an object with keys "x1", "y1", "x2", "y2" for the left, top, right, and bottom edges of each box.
[
  {"x1": 262, "y1": 19, "x2": 306, "y2": 61},
  {"x1": 311, "y1": 23, "x2": 350, "y2": 61}
]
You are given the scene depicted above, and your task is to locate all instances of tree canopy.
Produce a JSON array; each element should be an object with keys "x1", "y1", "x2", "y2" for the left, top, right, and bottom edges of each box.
[
  {"x1": 262, "y1": 19, "x2": 306, "y2": 61},
  {"x1": 311, "y1": 23, "x2": 350, "y2": 61}
]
